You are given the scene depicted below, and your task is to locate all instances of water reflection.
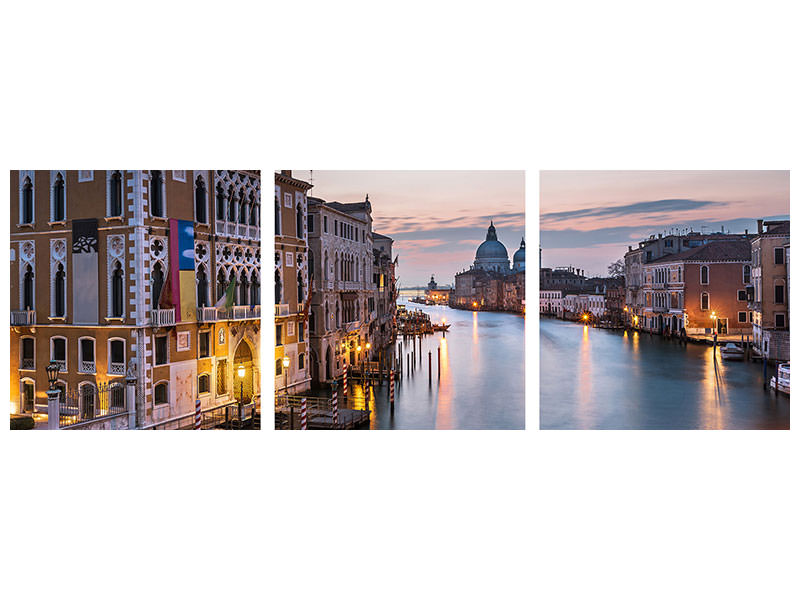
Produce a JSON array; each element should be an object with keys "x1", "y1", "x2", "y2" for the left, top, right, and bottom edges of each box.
[
  {"x1": 356, "y1": 296, "x2": 524, "y2": 429},
  {"x1": 541, "y1": 317, "x2": 789, "y2": 430}
]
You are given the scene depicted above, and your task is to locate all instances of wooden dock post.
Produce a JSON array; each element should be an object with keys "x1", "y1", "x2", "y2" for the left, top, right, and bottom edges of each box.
[
  {"x1": 428, "y1": 351, "x2": 432, "y2": 384},
  {"x1": 437, "y1": 346, "x2": 441, "y2": 380}
]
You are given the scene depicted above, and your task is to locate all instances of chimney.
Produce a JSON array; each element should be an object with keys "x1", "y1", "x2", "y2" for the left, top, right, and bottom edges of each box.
[
  {"x1": 757, "y1": 219, "x2": 764, "y2": 235},
  {"x1": 281, "y1": 170, "x2": 292, "y2": 177}
]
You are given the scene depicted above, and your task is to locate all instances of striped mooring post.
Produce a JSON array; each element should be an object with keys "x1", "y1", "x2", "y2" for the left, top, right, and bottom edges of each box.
[
  {"x1": 300, "y1": 397, "x2": 308, "y2": 430},
  {"x1": 343, "y1": 363, "x2": 348, "y2": 399},
  {"x1": 390, "y1": 369, "x2": 395, "y2": 405},
  {"x1": 332, "y1": 384, "x2": 339, "y2": 429},
  {"x1": 194, "y1": 396, "x2": 201, "y2": 430}
]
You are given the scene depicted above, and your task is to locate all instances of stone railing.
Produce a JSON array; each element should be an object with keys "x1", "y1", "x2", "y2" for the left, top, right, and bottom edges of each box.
[
  {"x1": 11, "y1": 310, "x2": 35, "y2": 326},
  {"x1": 198, "y1": 306, "x2": 219, "y2": 322},
  {"x1": 151, "y1": 308, "x2": 176, "y2": 327}
]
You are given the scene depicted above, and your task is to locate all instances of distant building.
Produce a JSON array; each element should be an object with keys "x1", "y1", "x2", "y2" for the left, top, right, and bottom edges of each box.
[
  {"x1": 540, "y1": 289, "x2": 563, "y2": 317},
  {"x1": 749, "y1": 219, "x2": 789, "y2": 361},
  {"x1": 424, "y1": 274, "x2": 452, "y2": 304},
  {"x1": 451, "y1": 223, "x2": 525, "y2": 313}
]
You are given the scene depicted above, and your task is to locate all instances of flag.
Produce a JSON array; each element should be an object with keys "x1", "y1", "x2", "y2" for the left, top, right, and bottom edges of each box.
[
  {"x1": 158, "y1": 267, "x2": 174, "y2": 309},
  {"x1": 300, "y1": 277, "x2": 313, "y2": 321},
  {"x1": 215, "y1": 279, "x2": 236, "y2": 310}
]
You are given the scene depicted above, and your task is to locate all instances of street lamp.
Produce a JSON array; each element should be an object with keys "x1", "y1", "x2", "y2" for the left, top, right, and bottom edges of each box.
[
  {"x1": 237, "y1": 364, "x2": 245, "y2": 403},
  {"x1": 282, "y1": 355, "x2": 290, "y2": 395},
  {"x1": 46, "y1": 360, "x2": 59, "y2": 390}
]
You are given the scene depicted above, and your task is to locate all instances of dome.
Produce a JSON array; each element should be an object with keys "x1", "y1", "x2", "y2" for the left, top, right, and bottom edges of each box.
[
  {"x1": 513, "y1": 238, "x2": 525, "y2": 265},
  {"x1": 475, "y1": 221, "x2": 509, "y2": 260}
]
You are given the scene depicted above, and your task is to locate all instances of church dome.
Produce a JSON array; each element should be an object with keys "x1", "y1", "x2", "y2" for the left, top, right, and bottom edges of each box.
[
  {"x1": 475, "y1": 221, "x2": 509, "y2": 260},
  {"x1": 513, "y1": 238, "x2": 525, "y2": 267}
]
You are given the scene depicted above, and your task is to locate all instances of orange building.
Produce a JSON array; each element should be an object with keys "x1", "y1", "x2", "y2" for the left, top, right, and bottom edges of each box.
[
  {"x1": 642, "y1": 241, "x2": 752, "y2": 336},
  {"x1": 10, "y1": 170, "x2": 261, "y2": 429}
]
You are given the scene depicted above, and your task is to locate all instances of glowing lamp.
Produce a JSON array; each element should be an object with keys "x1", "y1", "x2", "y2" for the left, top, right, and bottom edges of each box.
[
  {"x1": 46, "y1": 360, "x2": 60, "y2": 390},
  {"x1": 366, "y1": 343, "x2": 371, "y2": 350},
  {"x1": 282, "y1": 356, "x2": 290, "y2": 369},
  {"x1": 237, "y1": 364, "x2": 245, "y2": 378},
  {"x1": 357, "y1": 345, "x2": 362, "y2": 352}
]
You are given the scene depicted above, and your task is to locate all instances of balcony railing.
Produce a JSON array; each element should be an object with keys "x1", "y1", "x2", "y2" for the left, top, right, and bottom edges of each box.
[
  {"x1": 109, "y1": 362, "x2": 126, "y2": 376},
  {"x1": 276, "y1": 304, "x2": 289, "y2": 317},
  {"x1": 21, "y1": 358, "x2": 35, "y2": 370},
  {"x1": 151, "y1": 308, "x2": 176, "y2": 327},
  {"x1": 238, "y1": 223, "x2": 248, "y2": 237},
  {"x1": 80, "y1": 360, "x2": 96, "y2": 374},
  {"x1": 248, "y1": 225, "x2": 259, "y2": 239},
  {"x1": 11, "y1": 310, "x2": 35, "y2": 326},
  {"x1": 51, "y1": 359, "x2": 66, "y2": 372},
  {"x1": 226, "y1": 222, "x2": 236, "y2": 236},
  {"x1": 198, "y1": 306, "x2": 219, "y2": 322}
]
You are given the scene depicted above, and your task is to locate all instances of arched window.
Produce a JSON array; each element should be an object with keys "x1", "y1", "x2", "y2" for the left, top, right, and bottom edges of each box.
[
  {"x1": 52, "y1": 173, "x2": 65, "y2": 222},
  {"x1": 195, "y1": 176, "x2": 207, "y2": 223},
  {"x1": 228, "y1": 191, "x2": 236, "y2": 222},
  {"x1": 80, "y1": 382, "x2": 97, "y2": 419},
  {"x1": 275, "y1": 358, "x2": 283, "y2": 376},
  {"x1": 50, "y1": 336, "x2": 67, "y2": 370},
  {"x1": 79, "y1": 337, "x2": 96, "y2": 373},
  {"x1": 239, "y1": 270, "x2": 248, "y2": 305},
  {"x1": 150, "y1": 170, "x2": 164, "y2": 217},
  {"x1": 55, "y1": 263, "x2": 66, "y2": 317},
  {"x1": 299, "y1": 353, "x2": 305, "y2": 370},
  {"x1": 700, "y1": 265, "x2": 709, "y2": 285},
  {"x1": 21, "y1": 176, "x2": 33, "y2": 224},
  {"x1": 309, "y1": 308, "x2": 316, "y2": 333},
  {"x1": 154, "y1": 381, "x2": 169, "y2": 405},
  {"x1": 275, "y1": 199, "x2": 281, "y2": 235},
  {"x1": 701, "y1": 292, "x2": 709, "y2": 311},
  {"x1": 249, "y1": 192, "x2": 257, "y2": 226},
  {"x1": 217, "y1": 269, "x2": 227, "y2": 301},
  {"x1": 216, "y1": 184, "x2": 226, "y2": 221},
  {"x1": 336, "y1": 302, "x2": 340, "y2": 327},
  {"x1": 238, "y1": 191, "x2": 247, "y2": 224},
  {"x1": 152, "y1": 262, "x2": 165, "y2": 308},
  {"x1": 109, "y1": 338, "x2": 125, "y2": 375},
  {"x1": 308, "y1": 250, "x2": 315, "y2": 280},
  {"x1": 197, "y1": 264, "x2": 209, "y2": 307},
  {"x1": 109, "y1": 171, "x2": 123, "y2": 217},
  {"x1": 296, "y1": 203, "x2": 303, "y2": 239},
  {"x1": 275, "y1": 270, "x2": 282, "y2": 304},
  {"x1": 198, "y1": 373, "x2": 210, "y2": 394},
  {"x1": 20, "y1": 336, "x2": 35, "y2": 370},
  {"x1": 250, "y1": 272, "x2": 259, "y2": 306},
  {"x1": 324, "y1": 252, "x2": 329, "y2": 282},
  {"x1": 111, "y1": 261, "x2": 124, "y2": 317},
  {"x1": 23, "y1": 265, "x2": 34, "y2": 310}
]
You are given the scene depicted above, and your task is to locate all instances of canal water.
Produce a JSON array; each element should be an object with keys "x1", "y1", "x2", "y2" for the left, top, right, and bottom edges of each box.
[
  {"x1": 540, "y1": 317, "x2": 789, "y2": 429},
  {"x1": 345, "y1": 294, "x2": 525, "y2": 429}
]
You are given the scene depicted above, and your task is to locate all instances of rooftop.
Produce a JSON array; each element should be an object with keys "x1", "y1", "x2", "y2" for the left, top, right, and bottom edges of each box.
[{"x1": 650, "y1": 240, "x2": 752, "y2": 263}]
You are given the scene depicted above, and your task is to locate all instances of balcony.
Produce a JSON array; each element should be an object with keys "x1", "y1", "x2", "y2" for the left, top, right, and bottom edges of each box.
[
  {"x1": 20, "y1": 358, "x2": 35, "y2": 370},
  {"x1": 109, "y1": 362, "x2": 126, "y2": 376},
  {"x1": 248, "y1": 225, "x2": 259, "y2": 240},
  {"x1": 653, "y1": 306, "x2": 667, "y2": 313},
  {"x1": 11, "y1": 310, "x2": 35, "y2": 326},
  {"x1": 80, "y1": 360, "x2": 96, "y2": 374},
  {"x1": 197, "y1": 306, "x2": 219, "y2": 322},
  {"x1": 218, "y1": 305, "x2": 261, "y2": 321},
  {"x1": 237, "y1": 223, "x2": 248, "y2": 238},
  {"x1": 652, "y1": 282, "x2": 665, "y2": 289},
  {"x1": 226, "y1": 222, "x2": 236, "y2": 236},
  {"x1": 151, "y1": 308, "x2": 176, "y2": 327},
  {"x1": 50, "y1": 359, "x2": 66, "y2": 372},
  {"x1": 276, "y1": 304, "x2": 289, "y2": 317}
]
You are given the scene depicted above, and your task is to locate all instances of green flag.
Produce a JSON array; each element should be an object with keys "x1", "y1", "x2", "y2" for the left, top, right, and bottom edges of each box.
[{"x1": 215, "y1": 279, "x2": 236, "y2": 310}]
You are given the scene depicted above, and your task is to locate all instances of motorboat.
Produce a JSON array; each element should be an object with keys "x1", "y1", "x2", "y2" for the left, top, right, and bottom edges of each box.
[
  {"x1": 770, "y1": 362, "x2": 790, "y2": 395},
  {"x1": 432, "y1": 323, "x2": 451, "y2": 331},
  {"x1": 720, "y1": 342, "x2": 745, "y2": 360}
]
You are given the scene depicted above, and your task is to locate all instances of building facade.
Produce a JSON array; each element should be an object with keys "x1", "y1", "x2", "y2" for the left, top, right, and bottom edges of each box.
[
  {"x1": 11, "y1": 170, "x2": 261, "y2": 428},
  {"x1": 749, "y1": 220, "x2": 789, "y2": 361},
  {"x1": 274, "y1": 171, "x2": 312, "y2": 394},
  {"x1": 643, "y1": 241, "x2": 752, "y2": 335}
]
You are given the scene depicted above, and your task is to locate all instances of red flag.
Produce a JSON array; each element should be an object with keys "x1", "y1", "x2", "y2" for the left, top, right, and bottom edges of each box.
[
  {"x1": 300, "y1": 277, "x2": 313, "y2": 321},
  {"x1": 158, "y1": 268, "x2": 174, "y2": 309}
]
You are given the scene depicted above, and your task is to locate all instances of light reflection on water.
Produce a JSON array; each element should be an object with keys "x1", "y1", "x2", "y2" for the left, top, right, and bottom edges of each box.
[
  {"x1": 540, "y1": 317, "x2": 789, "y2": 430},
  {"x1": 347, "y1": 297, "x2": 524, "y2": 429}
]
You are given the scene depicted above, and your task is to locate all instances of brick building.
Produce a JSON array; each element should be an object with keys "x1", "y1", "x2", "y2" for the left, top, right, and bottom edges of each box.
[
  {"x1": 11, "y1": 170, "x2": 261, "y2": 428},
  {"x1": 749, "y1": 219, "x2": 790, "y2": 361}
]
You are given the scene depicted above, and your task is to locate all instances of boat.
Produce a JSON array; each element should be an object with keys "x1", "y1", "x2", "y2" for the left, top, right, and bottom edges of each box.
[
  {"x1": 770, "y1": 362, "x2": 790, "y2": 395},
  {"x1": 432, "y1": 323, "x2": 451, "y2": 331},
  {"x1": 720, "y1": 342, "x2": 745, "y2": 360}
]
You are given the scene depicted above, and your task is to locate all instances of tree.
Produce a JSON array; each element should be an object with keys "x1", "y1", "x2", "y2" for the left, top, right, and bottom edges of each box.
[{"x1": 608, "y1": 259, "x2": 624, "y2": 278}]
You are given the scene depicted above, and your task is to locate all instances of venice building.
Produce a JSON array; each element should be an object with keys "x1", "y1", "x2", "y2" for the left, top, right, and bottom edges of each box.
[
  {"x1": 748, "y1": 219, "x2": 789, "y2": 361},
  {"x1": 10, "y1": 170, "x2": 261, "y2": 429},
  {"x1": 451, "y1": 222, "x2": 525, "y2": 313},
  {"x1": 305, "y1": 194, "x2": 396, "y2": 386},
  {"x1": 274, "y1": 170, "x2": 312, "y2": 395}
]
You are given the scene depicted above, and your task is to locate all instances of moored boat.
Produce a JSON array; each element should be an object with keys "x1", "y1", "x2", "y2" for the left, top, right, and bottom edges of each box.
[
  {"x1": 720, "y1": 342, "x2": 745, "y2": 360},
  {"x1": 770, "y1": 362, "x2": 790, "y2": 395}
]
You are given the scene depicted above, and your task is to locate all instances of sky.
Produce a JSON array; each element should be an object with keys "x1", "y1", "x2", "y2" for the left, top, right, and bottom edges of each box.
[
  {"x1": 540, "y1": 170, "x2": 790, "y2": 277},
  {"x1": 292, "y1": 170, "x2": 526, "y2": 287}
]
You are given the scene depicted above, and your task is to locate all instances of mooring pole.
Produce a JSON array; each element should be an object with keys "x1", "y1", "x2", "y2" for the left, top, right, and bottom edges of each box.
[
  {"x1": 437, "y1": 346, "x2": 441, "y2": 380},
  {"x1": 428, "y1": 351, "x2": 432, "y2": 385}
]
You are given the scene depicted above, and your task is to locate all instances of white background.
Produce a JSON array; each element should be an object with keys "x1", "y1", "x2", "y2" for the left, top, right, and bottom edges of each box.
[{"x1": 1, "y1": 1, "x2": 798, "y2": 599}]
